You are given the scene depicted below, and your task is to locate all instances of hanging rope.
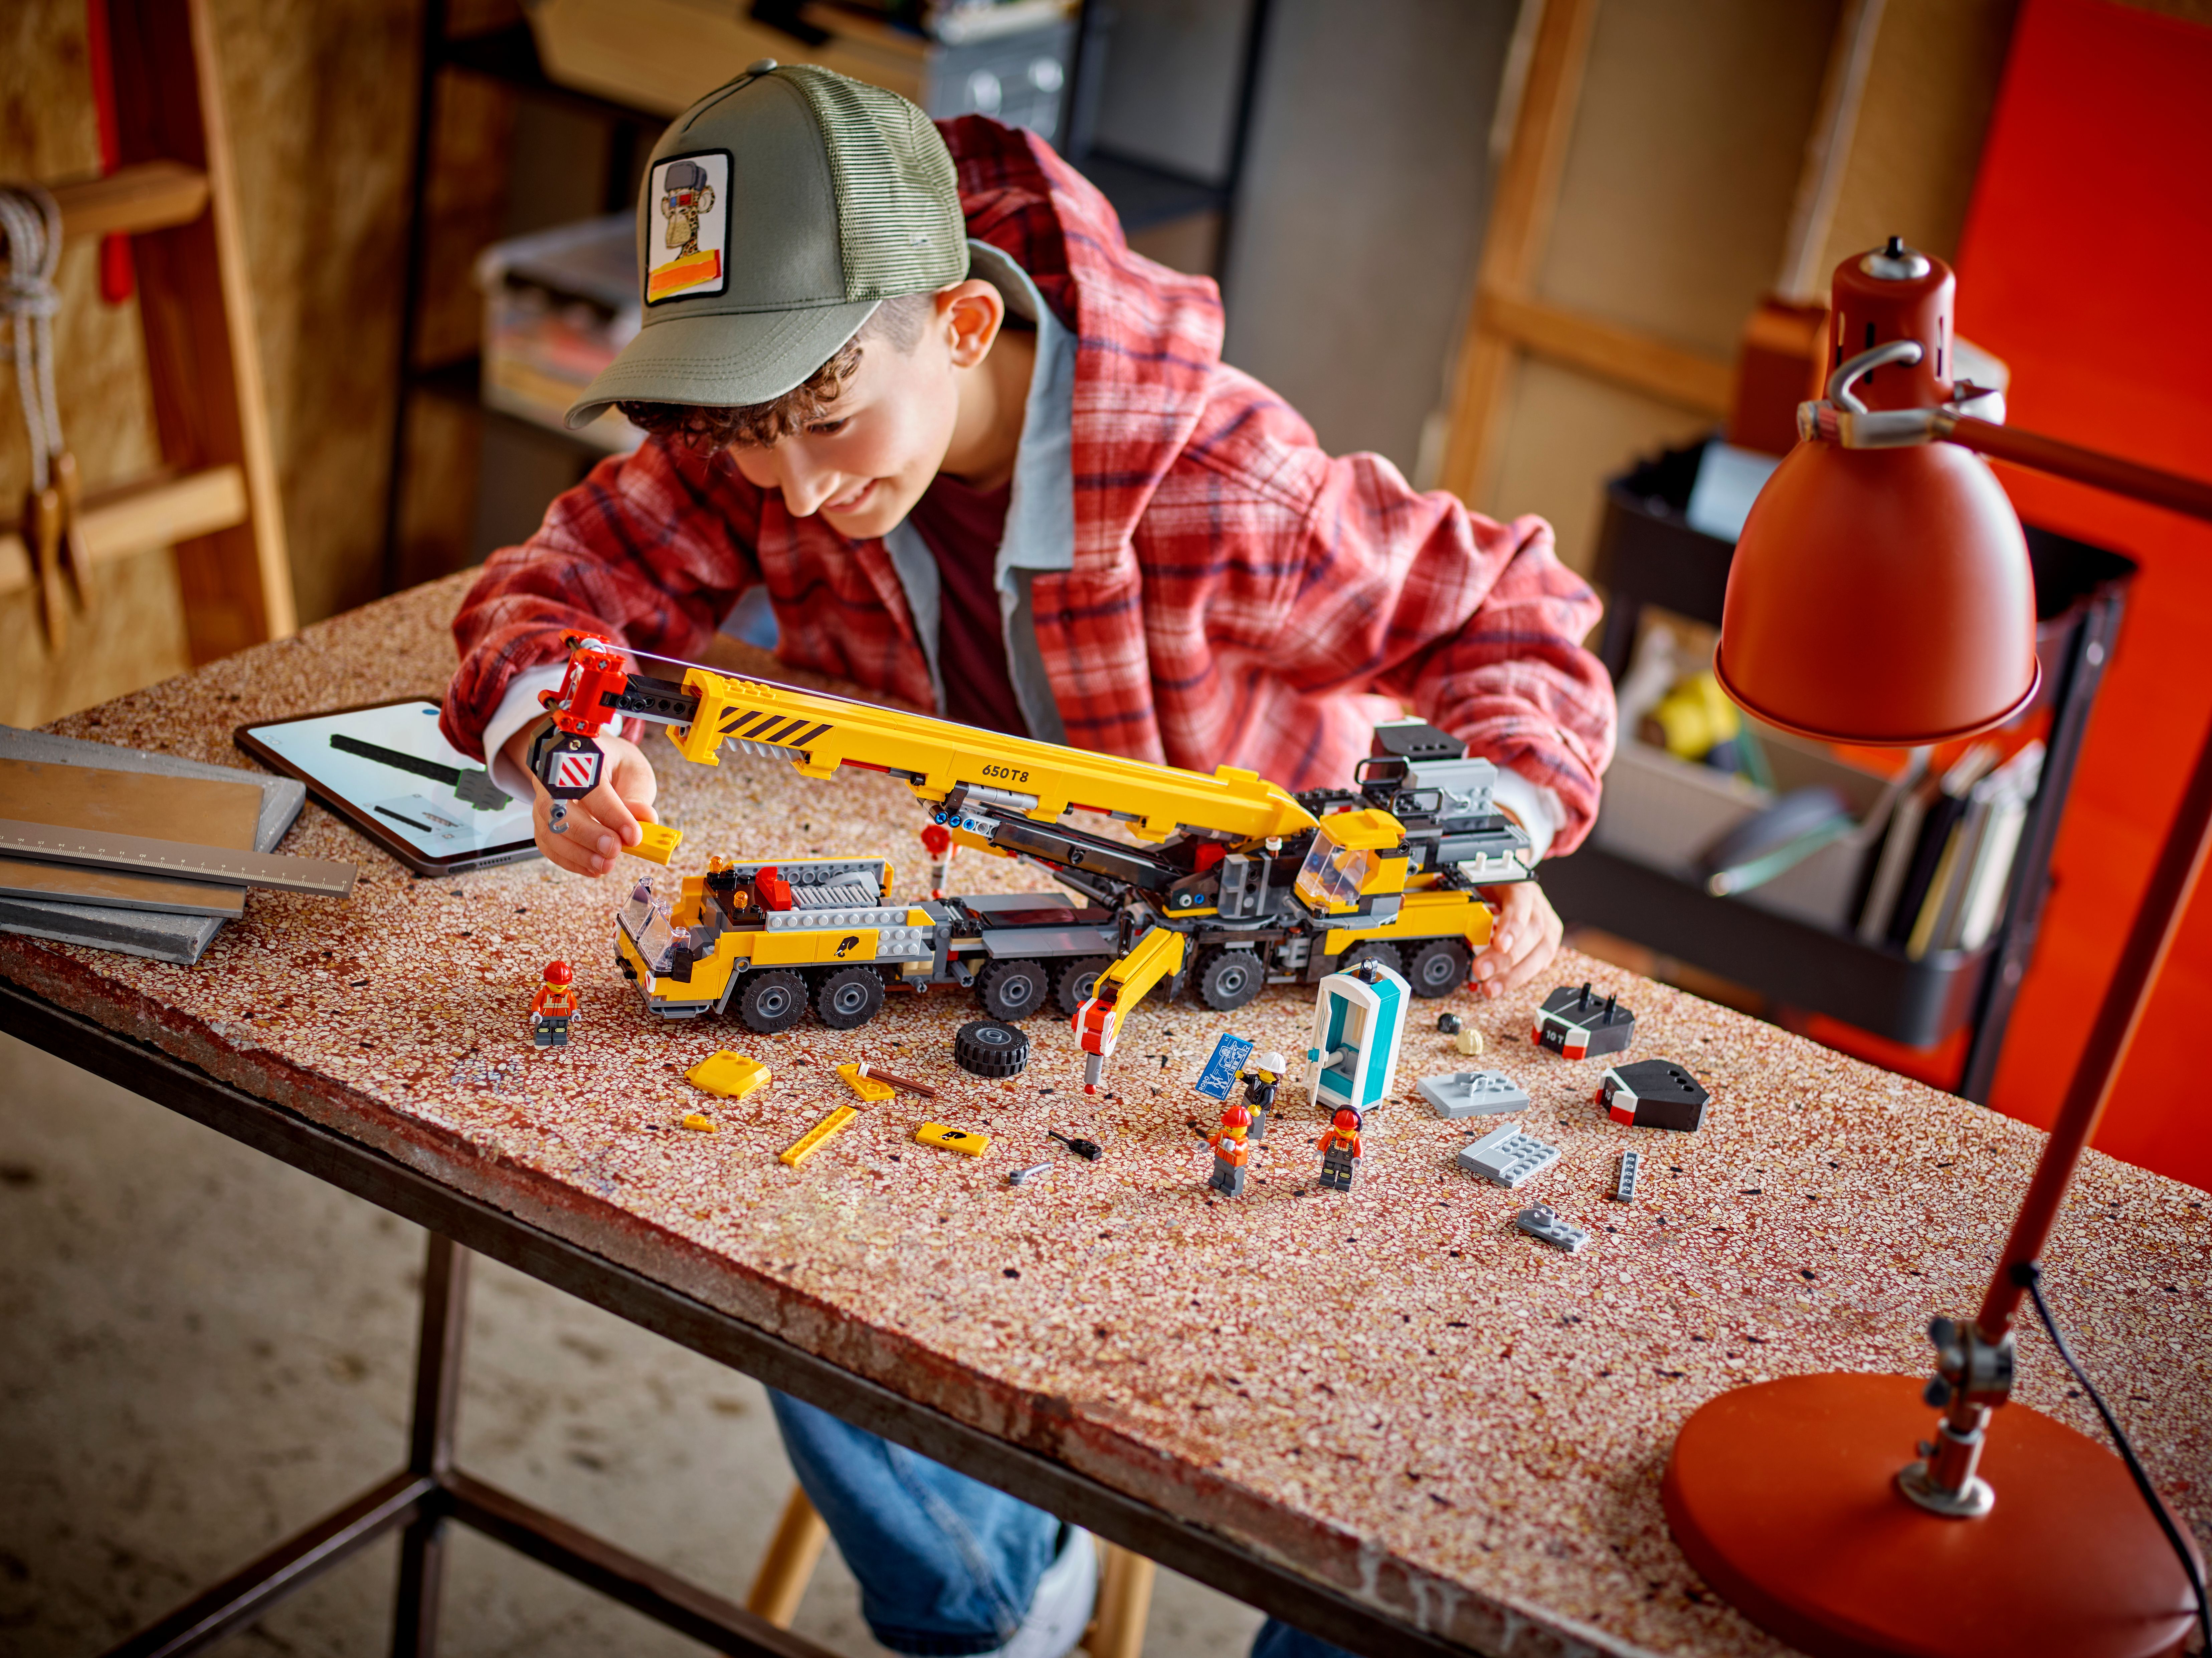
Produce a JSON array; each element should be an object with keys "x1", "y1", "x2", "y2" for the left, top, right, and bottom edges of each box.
[{"x1": 2, "y1": 181, "x2": 91, "y2": 648}]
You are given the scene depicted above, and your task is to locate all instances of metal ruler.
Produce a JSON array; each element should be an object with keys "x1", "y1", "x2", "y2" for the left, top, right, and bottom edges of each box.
[{"x1": 0, "y1": 819, "x2": 357, "y2": 898}]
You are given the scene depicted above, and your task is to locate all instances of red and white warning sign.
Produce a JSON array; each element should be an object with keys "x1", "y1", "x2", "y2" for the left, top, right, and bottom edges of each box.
[{"x1": 554, "y1": 750, "x2": 602, "y2": 792}]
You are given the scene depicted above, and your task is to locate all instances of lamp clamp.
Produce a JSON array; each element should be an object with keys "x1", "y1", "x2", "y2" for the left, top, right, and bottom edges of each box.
[{"x1": 1796, "y1": 338, "x2": 2009, "y2": 449}]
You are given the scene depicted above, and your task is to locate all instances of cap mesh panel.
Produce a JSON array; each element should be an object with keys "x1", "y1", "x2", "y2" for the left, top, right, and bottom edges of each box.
[{"x1": 784, "y1": 66, "x2": 968, "y2": 301}]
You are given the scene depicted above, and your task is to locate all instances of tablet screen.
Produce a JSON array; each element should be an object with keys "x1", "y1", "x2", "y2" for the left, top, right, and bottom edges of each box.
[{"x1": 246, "y1": 701, "x2": 538, "y2": 863}]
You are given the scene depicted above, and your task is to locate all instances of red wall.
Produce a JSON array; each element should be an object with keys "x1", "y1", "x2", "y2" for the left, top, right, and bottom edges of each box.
[{"x1": 1950, "y1": 0, "x2": 2212, "y2": 1188}]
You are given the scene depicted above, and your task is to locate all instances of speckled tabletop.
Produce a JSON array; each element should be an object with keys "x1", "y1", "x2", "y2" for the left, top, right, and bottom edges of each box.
[{"x1": 5, "y1": 577, "x2": 2207, "y2": 1658}]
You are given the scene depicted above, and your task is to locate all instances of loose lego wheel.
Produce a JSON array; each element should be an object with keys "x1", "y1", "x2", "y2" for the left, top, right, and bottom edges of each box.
[
  {"x1": 1406, "y1": 938, "x2": 1472, "y2": 998},
  {"x1": 736, "y1": 968, "x2": 808, "y2": 1034},
  {"x1": 976, "y1": 957, "x2": 1050, "y2": 1022},
  {"x1": 954, "y1": 1019, "x2": 1029, "y2": 1077},
  {"x1": 814, "y1": 965, "x2": 885, "y2": 1030},
  {"x1": 1053, "y1": 956, "x2": 1111, "y2": 1020},
  {"x1": 1194, "y1": 946, "x2": 1265, "y2": 1011}
]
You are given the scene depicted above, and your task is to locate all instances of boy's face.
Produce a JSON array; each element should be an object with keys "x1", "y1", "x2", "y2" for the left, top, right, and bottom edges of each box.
[{"x1": 726, "y1": 285, "x2": 995, "y2": 540}]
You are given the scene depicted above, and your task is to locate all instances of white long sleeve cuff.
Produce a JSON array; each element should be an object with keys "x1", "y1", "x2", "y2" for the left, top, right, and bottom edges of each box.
[
  {"x1": 1488, "y1": 766, "x2": 1563, "y2": 863},
  {"x1": 478, "y1": 665, "x2": 569, "y2": 805}
]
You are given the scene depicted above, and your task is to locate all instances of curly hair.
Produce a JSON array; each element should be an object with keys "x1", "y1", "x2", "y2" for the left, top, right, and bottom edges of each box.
[{"x1": 619, "y1": 292, "x2": 935, "y2": 454}]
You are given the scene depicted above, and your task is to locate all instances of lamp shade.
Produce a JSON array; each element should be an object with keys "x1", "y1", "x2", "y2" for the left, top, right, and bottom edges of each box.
[{"x1": 1715, "y1": 436, "x2": 2040, "y2": 746}]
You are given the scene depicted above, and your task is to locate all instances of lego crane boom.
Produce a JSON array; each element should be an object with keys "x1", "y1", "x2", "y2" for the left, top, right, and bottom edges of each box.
[{"x1": 531, "y1": 637, "x2": 1319, "y2": 848}]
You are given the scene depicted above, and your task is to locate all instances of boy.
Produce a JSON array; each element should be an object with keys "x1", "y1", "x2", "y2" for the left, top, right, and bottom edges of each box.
[{"x1": 443, "y1": 61, "x2": 1614, "y2": 1658}]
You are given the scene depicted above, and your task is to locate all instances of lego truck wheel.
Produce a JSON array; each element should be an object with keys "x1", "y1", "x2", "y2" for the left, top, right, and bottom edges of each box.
[
  {"x1": 1194, "y1": 946, "x2": 1265, "y2": 1012},
  {"x1": 737, "y1": 968, "x2": 808, "y2": 1035},
  {"x1": 1053, "y1": 956, "x2": 1111, "y2": 1020},
  {"x1": 814, "y1": 965, "x2": 885, "y2": 1031},
  {"x1": 1340, "y1": 941, "x2": 1402, "y2": 979},
  {"x1": 976, "y1": 958, "x2": 1050, "y2": 1022},
  {"x1": 1405, "y1": 938, "x2": 1472, "y2": 998},
  {"x1": 954, "y1": 1019, "x2": 1030, "y2": 1077}
]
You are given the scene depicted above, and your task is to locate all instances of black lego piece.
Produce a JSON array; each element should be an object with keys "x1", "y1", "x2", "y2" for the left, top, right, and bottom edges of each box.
[
  {"x1": 954, "y1": 1020, "x2": 1029, "y2": 1077},
  {"x1": 1532, "y1": 982, "x2": 1635, "y2": 1060},
  {"x1": 1600, "y1": 1059, "x2": 1710, "y2": 1132}
]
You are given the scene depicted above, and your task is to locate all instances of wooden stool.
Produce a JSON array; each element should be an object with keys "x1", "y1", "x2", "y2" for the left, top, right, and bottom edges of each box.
[{"x1": 745, "y1": 1483, "x2": 1157, "y2": 1658}]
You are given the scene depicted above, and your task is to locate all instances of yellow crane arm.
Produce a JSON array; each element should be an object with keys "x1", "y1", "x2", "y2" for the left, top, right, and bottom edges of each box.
[
  {"x1": 667, "y1": 666, "x2": 1316, "y2": 846},
  {"x1": 1071, "y1": 924, "x2": 1186, "y2": 1091}
]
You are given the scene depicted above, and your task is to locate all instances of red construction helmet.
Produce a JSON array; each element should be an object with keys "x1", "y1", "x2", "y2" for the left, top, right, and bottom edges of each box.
[
  {"x1": 1219, "y1": 1103, "x2": 1252, "y2": 1130},
  {"x1": 1331, "y1": 1106, "x2": 1363, "y2": 1131},
  {"x1": 543, "y1": 961, "x2": 573, "y2": 985}
]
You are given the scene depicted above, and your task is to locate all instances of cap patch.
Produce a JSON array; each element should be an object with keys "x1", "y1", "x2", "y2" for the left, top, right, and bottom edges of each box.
[{"x1": 646, "y1": 150, "x2": 731, "y2": 304}]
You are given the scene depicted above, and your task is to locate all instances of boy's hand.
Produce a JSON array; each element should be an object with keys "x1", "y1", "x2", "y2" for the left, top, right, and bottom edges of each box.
[
  {"x1": 1473, "y1": 879, "x2": 1563, "y2": 999},
  {"x1": 501, "y1": 723, "x2": 659, "y2": 878}
]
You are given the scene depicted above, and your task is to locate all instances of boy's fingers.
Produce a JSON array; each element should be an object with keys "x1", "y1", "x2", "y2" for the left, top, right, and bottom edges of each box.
[
  {"x1": 535, "y1": 794, "x2": 629, "y2": 876},
  {"x1": 580, "y1": 778, "x2": 642, "y2": 846}
]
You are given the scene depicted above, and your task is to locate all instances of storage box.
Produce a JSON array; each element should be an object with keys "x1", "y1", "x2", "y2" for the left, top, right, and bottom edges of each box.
[
  {"x1": 1591, "y1": 728, "x2": 1910, "y2": 932},
  {"x1": 475, "y1": 215, "x2": 642, "y2": 454}
]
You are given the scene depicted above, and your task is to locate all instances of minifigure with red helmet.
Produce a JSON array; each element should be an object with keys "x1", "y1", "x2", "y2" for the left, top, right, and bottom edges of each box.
[
  {"x1": 531, "y1": 961, "x2": 578, "y2": 1049},
  {"x1": 1316, "y1": 1105, "x2": 1363, "y2": 1192},
  {"x1": 1207, "y1": 1101, "x2": 1254, "y2": 1198}
]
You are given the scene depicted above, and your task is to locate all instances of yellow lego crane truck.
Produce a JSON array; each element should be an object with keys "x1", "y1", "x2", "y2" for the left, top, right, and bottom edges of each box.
[{"x1": 528, "y1": 639, "x2": 1535, "y2": 1082}]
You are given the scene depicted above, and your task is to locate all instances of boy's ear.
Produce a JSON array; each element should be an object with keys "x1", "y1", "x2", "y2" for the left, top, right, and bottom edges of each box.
[{"x1": 935, "y1": 279, "x2": 1006, "y2": 370}]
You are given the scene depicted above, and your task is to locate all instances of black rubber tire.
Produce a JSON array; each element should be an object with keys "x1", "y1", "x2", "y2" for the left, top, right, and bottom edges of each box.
[
  {"x1": 976, "y1": 957, "x2": 1051, "y2": 1022},
  {"x1": 1053, "y1": 956, "x2": 1112, "y2": 1020},
  {"x1": 954, "y1": 1019, "x2": 1030, "y2": 1077},
  {"x1": 1194, "y1": 947, "x2": 1265, "y2": 1012},
  {"x1": 814, "y1": 964, "x2": 886, "y2": 1030},
  {"x1": 1406, "y1": 938, "x2": 1473, "y2": 998},
  {"x1": 736, "y1": 968, "x2": 808, "y2": 1034},
  {"x1": 1338, "y1": 941, "x2": 1404, "y2": 979}
]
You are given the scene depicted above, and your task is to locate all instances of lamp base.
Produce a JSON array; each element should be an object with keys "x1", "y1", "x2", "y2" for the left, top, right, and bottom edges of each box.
[{"x1": 1662, "y1": 1374, "x2": 2201, "y2": 1658}]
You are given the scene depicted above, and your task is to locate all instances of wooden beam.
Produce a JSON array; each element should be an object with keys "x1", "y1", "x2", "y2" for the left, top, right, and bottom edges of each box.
[
  {"x1": 1776, "y1": 0, "x2": 1887, "y2": 301},
  {"x1": 112, "y1": 0, "x2": 296, "y2": 663},
  {"x1": 48, "y1": 160, "x2": 210, "y2": 242},
  {"x1": 1478, "y1": 290, "x2": 1735, "y2": 418},
  {"x1": 1437, "y1": 0, "x2": 1601, "y2": 505},
  {"x1": 0, "y1": 467, "x2": 248, "y2": 596}
]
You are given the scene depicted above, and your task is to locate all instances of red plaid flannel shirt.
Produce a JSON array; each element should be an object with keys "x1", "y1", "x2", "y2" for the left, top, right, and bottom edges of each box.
[{"x1": 443, "y1": 118, "x2": 1615, "y2": 851}]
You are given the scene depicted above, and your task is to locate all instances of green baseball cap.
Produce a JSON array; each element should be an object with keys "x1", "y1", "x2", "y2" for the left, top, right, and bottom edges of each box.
[{"x1": 565, "y1": 60, "x2": 969, "y2": 428}]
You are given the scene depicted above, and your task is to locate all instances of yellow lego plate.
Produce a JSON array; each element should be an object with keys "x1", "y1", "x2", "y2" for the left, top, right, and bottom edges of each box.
[
  {"x1": 625, "y1": 822, "x2": 684, "y2": 864},
  {"x1": 836, "y1": 1062, "x2": 897, "y2": 1102},
  {"x1": 687, "y1": 1051, "x2": 770, "y2": 1099},
  {"x1": 915, "y1": 1122, "x2": 990, "y2": 1157},
  {"x1": 781, "y1": 1106, "x2": 857, "y2": 1167}
]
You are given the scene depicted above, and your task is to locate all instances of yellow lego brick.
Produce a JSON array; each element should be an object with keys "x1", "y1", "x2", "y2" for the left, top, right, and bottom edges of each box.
[
  {"x1": 681, "y1": 1113, "x2": 717, "y2": 1132},
  {"x1": 687, "y1": 1051, "x2": 771, "y2": 1099},
  {"x1": 836, "y1": 1062, "x2": 897, "y2": 1102},
  {"x1": 915, "y1": 1122, "x2": 991, "y2": 1157},
  {"x1": 624, "y1": 822, "x2": 684, "y2": 864},
  {"x1": 781, "y1": 1105, "x2": 857, "y2": 1167}
]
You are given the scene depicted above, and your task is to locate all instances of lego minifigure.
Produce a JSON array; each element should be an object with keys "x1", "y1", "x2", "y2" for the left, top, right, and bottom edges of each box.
[
  {"x1": 1238, "y1": 1050, "x2": 1285, "y2": 1139},
  {"x1": 1207, "y1": 1102, "x2": 1253, "y2": 1197},
  {"x1": 1316, "y1": 1105, "x2": 1362, "y2": 1192},
  {"x1": 531, "y1": 961, "x2": 577, "y2": 1048}
]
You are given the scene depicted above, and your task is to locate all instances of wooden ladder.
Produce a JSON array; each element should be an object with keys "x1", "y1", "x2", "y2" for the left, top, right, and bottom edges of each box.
[{"x1": 0, "y1": 0, "x2": 294, "y2": 664}]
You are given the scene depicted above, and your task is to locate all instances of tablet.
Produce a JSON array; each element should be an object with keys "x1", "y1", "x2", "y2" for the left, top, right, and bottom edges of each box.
[{"x1": 237, "y1": 699, "x2": 541, "y2": 876}]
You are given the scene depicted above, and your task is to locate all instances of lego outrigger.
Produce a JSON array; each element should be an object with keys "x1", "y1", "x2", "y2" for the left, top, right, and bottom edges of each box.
[{"x1": 529, "y1": 637, "x2": 1539, "y2": 1084}]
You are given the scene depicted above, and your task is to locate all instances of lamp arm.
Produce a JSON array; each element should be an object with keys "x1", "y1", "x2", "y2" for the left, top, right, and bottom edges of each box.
[
  {"x1": 1936, "y1": 414, "x2": 2212, "y2": 525},
  {"x1": 1969, "y1": 701, "x2": 2212, "y2": 1345}
]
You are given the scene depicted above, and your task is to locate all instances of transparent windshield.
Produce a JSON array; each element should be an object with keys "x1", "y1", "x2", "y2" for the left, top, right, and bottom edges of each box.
[{"x1": 1295, "y1": 831, "x2": 1374, "y2": 910}]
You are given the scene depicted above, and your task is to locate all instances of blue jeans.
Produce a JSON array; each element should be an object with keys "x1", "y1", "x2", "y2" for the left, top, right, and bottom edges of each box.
[{"x1": 770, "y1": 1392, "x2": 1356, "y2": 1658}]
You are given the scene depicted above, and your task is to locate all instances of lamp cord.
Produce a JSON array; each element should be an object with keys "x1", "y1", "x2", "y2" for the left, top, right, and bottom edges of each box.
[{"x1": 2016, "y1": 1261, "x2": 2210, "y2": 1655}]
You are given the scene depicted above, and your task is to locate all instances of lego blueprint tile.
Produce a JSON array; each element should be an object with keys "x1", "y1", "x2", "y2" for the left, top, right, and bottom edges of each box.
[
  {"x1": 1456, "y1": 1123, "x2": 1559, "y2": 1188},
  {"x1": 1193, "y1": 1032, "x2": 1255, "y2": 1101},
  {"x1": 1417, "y1": 1068, "x2": 1528, "y2": 1118}
]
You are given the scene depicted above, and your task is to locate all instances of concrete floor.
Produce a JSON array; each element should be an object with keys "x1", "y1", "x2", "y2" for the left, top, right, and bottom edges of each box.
[{"x1": 0, "y1": 1033, "x2": 1266, "y2": 1657}]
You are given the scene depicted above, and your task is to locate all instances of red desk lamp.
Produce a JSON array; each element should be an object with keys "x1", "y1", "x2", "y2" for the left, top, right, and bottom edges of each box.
[{"x1": 1667, "y1": 241, "x2": 2212, "y2": 1658}]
